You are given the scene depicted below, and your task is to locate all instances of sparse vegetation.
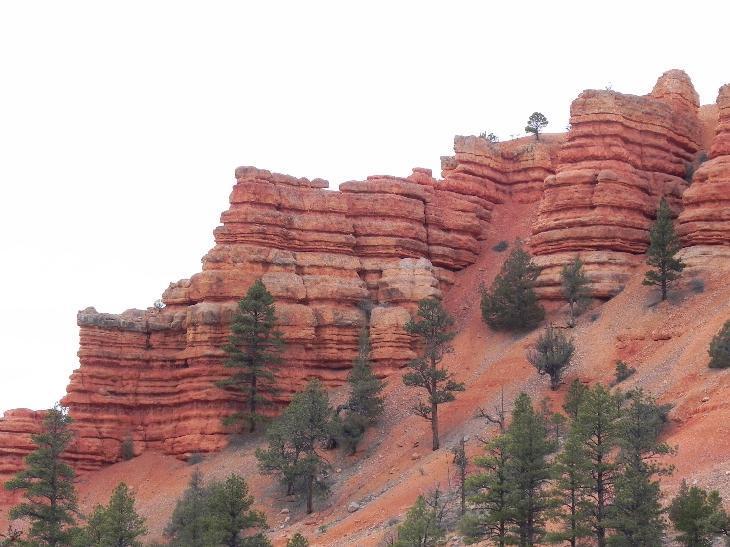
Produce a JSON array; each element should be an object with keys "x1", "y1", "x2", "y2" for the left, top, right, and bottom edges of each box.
[
  {"x1": 527, "y1": 326, "x2": 575, "y2": 390},
  {"x1": 708, "y1": 320, "x2": 730, "y2": 369},
  {"x1": 689, "y1": 277, "x2": 705, "y2": 294},
  {"x1": 217, "y1": 279, "x2": 284, "y2": 433},
  {"x1": 643, "y1": 198, "x2": 685, "y2": 301},
  {"x1": 403, "y1": 298, "x2": 464, "y2": 451},
  {"x1": 479, "y1": 131, "x2": 499, "y2": 143},
  {"x1": 613, "y1": 360, "x2": 636, "y2": 384},
  {"x1": 481, "y1": 242, "x2": 545, "y2": 331},
  {"x1": 525, "y1": 112, "x2": 548, "y2": 141},
  {"x1": 286, "y1": 533, "x2": 310, "y2": 547}
]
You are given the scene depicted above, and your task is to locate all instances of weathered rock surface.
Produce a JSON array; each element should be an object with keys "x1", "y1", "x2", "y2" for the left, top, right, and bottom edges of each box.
[
  {"x1": 531, "y1": 70, "x2": 704, "y2": 298},
  {"x1": 679, "y1": 84, "x2": 730, "y2": 259}
]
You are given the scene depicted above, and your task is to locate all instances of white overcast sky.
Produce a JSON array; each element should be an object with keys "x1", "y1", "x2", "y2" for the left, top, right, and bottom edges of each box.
[{"x1": 0, "y1": 1, "x2": 727, "y2": 413}]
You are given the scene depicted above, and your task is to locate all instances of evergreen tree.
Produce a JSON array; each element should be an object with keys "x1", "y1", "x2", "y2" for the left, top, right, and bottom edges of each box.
[
  {"x1": 203, "y1": 474, "x2": 269, "y2": 547},
  {"x1": 562, "y1": 379, "x2": 588, "y2": 420},
  {"x1": 451, "y1": 437, "x2": 468, "y2": 517},
  {"x1": 573, "y1": 385, "x2": 622, "y2": 547},
  {"x1": 217, "y1": 279, "x2": 284, "y2": 433},
  {"x1": 337, "y1": 329, "x2": 385, "y2": 453},
  {"x1": 165, "y1": 469, "x2": 208, "y2": 546},
  {"x1": 5, "y1": 405, "x2": 79, "y2": 546},
  {"x1": 526, "y1": 325, "x2": 575, "y2": 390},
  {"x1": 256, "y1": 380, "x2": 334, "y2": 514},
  {"x1": 77, "y1": 482, "x2": 147, "y2": 547},
  {"x1": 548, "y1": 423, "x2": 592, "y2": 547},
  {"x1": 708, "y1": 320, "x2": 730, "y2": 369},
  {"x1": 403, "y1": 298, "x2": 464, "y2": 451},
  {"x1": 394, "y1": 490, "x2": 448, "y2": 547},
  {"x1": 481, "y1": 243, "x2": 545, "y2": 332},
  {"x1": 608, "y1": 390, "x2": 673, "y2": 546},
  {"x1": 461, "y1": 433, "x2": 512, "y2": 546},
  {"x1": 561, "y1": 255, "x2": 590, "y2": 327},
  {"x1": 643, "y1": 199, "x2": 685, "y2": 301},
  {"x1": 504, "y1": 393, "x2": 556, "y2": 546},
  {"x1": 669, "y1": 481, "x2": 730, "y2": 547},
  {"x1": 525, "y1": 112, "x2": 549, "y2": 140}
]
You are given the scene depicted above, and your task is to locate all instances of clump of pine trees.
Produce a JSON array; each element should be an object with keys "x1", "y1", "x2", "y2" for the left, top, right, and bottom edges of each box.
[
  {"x1": 457, "y1": 385, "x2": 691, "y2": 546},
  {"x1": 481, "y1": 242, "x2": 545, "y2": 331},
  {"x1": 256, "y1": 379, "x2": 335, "y2": 514},
  {"x1": 165, "y1": 470, "x2": 270, "y2": 546}
]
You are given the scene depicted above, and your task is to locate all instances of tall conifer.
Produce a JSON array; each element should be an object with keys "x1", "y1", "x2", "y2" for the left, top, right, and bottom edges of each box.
[
  {"x1": 643, "y1": 198, "x2": 685, "y2": 301},
  {"x1": 217, "y1": 279, "x2": 284, "y2": 433}
]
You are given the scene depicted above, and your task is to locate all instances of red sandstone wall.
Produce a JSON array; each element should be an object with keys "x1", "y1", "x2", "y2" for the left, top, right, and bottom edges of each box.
[{"x1": 530, "y1": 70, "x2": 704, "y2": 299}]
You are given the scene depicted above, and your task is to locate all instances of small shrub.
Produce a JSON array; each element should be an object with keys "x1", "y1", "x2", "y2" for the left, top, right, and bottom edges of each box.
[
  {"x1": 120, "y1": 437, "x2": 135, "y2": 461},
  {"x1": 188, "y1": 453, "x2": 204, "y2": 465},
  {"x1": 590, "y1": 312, "x2": 600, "y2": 322},
  {"x1": 689, "y1": 277, "x2": 705, "y2": 293},
  {"x1": 287, "y1": 532, "x2": 310, "y2": 547},
  {"x1": 614, "y1": 361, "x2": 636, "y2": 384},
  {"x1": 684, "y1": 162, "x2": 696, "y2": 183},
  {"x1": 708, "y1": 320, "x2": 730, "y2": 369},
  {"x1": 492, "y1": 240, "x2": 509, "y2": 252}
]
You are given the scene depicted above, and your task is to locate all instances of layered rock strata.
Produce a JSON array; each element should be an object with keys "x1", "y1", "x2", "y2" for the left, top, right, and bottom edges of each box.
[
  {"x1": 679, "y1": 84, "x2": 730, "y2": 264},
  {"x1": 0, "y1": 166, "x2": 492, "y2": 472},
  {"x1": 530, "y1": 70, "x2": 704, "y2": 298}
]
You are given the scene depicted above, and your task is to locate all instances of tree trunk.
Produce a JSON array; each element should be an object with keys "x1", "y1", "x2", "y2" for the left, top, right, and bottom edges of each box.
[
  {"x1": 249, "y1": 374, "x2": 257, "y2": 433},
  {"x1": 431, "y1": 403, "x2": 439, "y2": 450},
  {"x1": 306, "y1": 474, "x2": 314, "y2": 514}
]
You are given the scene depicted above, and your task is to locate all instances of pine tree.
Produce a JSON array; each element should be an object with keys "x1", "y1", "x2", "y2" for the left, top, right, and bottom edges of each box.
[
  {"x1": 526, "y1": 325, "x2": 575, "y2": 390},
  {"x1": 525, "y1": 112, "x2": 549, "y2": 140},
  {"x1": 504, "y1": 393, "x2": 556, "y2": 546},
  {"x1": 481, "y1": 243, "x2": 545, "y2": 331},
  {"x1": 461, "y1": 433, "x2": 512, "y2": 546},
  {"x1": 643, "y1": 198, "x2": 685, "y2": 301},
  {"x1": 337, "y1": 329, "x2": 385, "y2": 454},
  {"x1": 548, "y1": 423, "x2": 592, "y2": 547},
  {"x1": 403, "y1": 298, "x2": 464, "y2": 451},
  {"x1": 561, "y1": 255, "x2": 590, "y2": 327},
  {"x1": 708, "y1": 320, "x2": 730, "y2": 369},
  {"x1": 78, "y1": 482, "x2": 147, "y2": 547},
  {"x1": 203, "y1": 474, "x2": 270, "y2": 547},
  {"x1": 256, "y1": 380, "x2": 334, "y2": 514},
  {"x1": 563, "y1": 379, "x2": 588, "y2": 420},
  {"x1": 573, "y1": 385, "x2": 622, "y2": 547},
  {"x1": 394, "y1": 490, "x2": 448, "y2": 547},
  {"x1": 669, "y1": 481, "x2": 730, "y2": 547},
  {"x1": 608, "y1": 390, "x2": 673, "y2": 546},
  {"x1": 5, "y1": 405, "x2": 79, "y2": 546},
  {"x1": 165, "y1": 469, "x2": 208, "y2": 546},
  {"x1": 451, "y1": 437, "x2": 468, "y2": 517},
  {"x1": 217, "y1": 279, "x2": 284, "y2": 433}
]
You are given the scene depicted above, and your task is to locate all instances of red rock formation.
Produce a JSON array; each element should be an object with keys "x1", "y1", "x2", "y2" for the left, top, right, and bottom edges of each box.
[
  {"x1": 0, "y1": 164, "x2": 500, "y2": 475},
  {"x1": 679, "y1": 84, "x2": 730, "y2": 262},
  {"x1": 531, "y1": 70, "x2": 703, "y2": 298}
]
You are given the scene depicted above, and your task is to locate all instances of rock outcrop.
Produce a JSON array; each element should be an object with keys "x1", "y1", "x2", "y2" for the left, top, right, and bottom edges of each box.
[
  {"x1": 0, "y1": 165, "x2": 498, "y2": 474},
  {"x1": 531, "y1": 70, "x2": 704, "y2": 298},
  {"x1": 679, "y1": 84, "x2": 730, "y2": 264}
]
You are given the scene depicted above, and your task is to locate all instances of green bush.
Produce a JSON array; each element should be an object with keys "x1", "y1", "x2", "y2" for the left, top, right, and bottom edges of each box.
[
  {"x1": 709, "y1": 320, "x2": 730, "y2": 369},
  {"x1": 492, "y1": 240, "x2": 509, "y2": 252},
  {"x1": 120, "y1": 437, "x2": 135, "y2": 461},
  {"x1": 614, "y1": 361, "x2": 636, "y2": 384}
]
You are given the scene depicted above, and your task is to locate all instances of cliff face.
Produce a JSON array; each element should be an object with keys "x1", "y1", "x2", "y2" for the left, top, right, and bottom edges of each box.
[
  {"x1": 531, "y1": 70, "x2": 703, "y2": 299},
  {"x1": 0, "y1": 70, "x2": 727, "y2": 490},
  {"x1": 679, "y1": 84, "x2": 730, "y2": 263}
]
